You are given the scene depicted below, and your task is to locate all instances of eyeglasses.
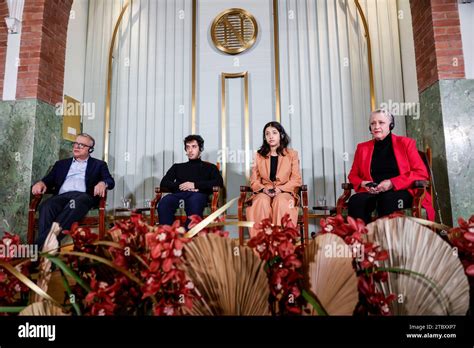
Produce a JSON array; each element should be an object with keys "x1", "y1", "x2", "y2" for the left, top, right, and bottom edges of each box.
[{"x1": 72, "y1": 142, "x2": 92, "y2": 149}]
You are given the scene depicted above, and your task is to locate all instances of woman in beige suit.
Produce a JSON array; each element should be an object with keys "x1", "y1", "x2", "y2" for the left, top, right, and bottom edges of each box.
[{"x1": 247, "y1": 121, "x2": 302, "y2": 237}]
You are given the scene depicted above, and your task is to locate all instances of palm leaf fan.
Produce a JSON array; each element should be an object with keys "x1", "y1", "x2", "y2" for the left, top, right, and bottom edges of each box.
[
  {"x1": 182, "y1": 234, "x2": 270, "y2": 315},
  {"x1": 366, "y1": 217, "x2": 469, "y2": 315},
  {"x1": 19, "y1": 301, "x2": 69, "y2": 316},
  {"x1": 32, "y1": 222, "x2": 62, "y2": 303},
  {"x1": 304, "y1": 233, "x2": 358, "y2": 315}
]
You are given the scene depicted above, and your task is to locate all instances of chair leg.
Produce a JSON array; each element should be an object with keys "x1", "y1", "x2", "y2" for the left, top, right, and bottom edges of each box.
[{"x1": 99, "y1": 208, "x2": 105, "y2": 239}]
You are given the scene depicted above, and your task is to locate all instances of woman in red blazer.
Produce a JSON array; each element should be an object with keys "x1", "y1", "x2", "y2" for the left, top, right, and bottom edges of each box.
[{"x1": 348, "y1": 109, "x2": 435, "y2": 222}]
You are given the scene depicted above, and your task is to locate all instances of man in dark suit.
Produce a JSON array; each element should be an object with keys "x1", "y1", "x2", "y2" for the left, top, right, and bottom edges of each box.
[
  {"x1": 31, "y1": 133, "x2": 115, "y2": 247},
  {"x1": 158, "y1": 135, "x2": 223, "y2": 228}
]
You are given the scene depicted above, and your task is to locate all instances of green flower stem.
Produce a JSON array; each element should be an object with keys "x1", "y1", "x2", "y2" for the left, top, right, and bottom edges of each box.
[
  {"x1": 43, "y1": 254, "x2": 91, "y2": 292},
  {"x1": 0, "y1": 306, "x2": 26, "y2": 313},
  {"x1": 302, "y1": 289, "x2": 328, "y2": 316},
  {"x1": 59, "y1": 269, "x2": 82, "y2": 316}
]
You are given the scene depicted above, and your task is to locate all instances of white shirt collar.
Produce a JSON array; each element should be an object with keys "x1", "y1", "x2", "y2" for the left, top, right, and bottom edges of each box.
[{"x1": 73, "y1": 156, "x2": 89, "y2": 163}]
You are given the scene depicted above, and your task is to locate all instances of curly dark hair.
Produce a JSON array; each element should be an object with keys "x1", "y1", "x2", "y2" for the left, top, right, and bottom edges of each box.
[
  {"x1": 257, "y1": 121, "x2": 290, "y2": 157},
  {"x1": 184, "y1": 134, "x2": 204, "y2": 152}
]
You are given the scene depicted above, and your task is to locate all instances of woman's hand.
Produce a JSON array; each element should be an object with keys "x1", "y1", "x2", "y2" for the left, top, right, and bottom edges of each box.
[
  {"x1": 361, "y1": 181, "x2": 378, "y2": 194},
  {"x1": 263, "y1": 188, "x2": 275, "y2": 197},
  {"x1": 376, "y1": 180, "x2": 393, "y2": 193}
]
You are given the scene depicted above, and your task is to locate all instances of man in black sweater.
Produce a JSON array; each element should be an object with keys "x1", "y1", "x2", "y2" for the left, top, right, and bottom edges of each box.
[{"x1": 158, "y1": 135, "x2": 223, "y2": 228}]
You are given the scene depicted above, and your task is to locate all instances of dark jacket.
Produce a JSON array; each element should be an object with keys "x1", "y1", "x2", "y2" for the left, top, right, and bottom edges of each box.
[{"x1": 41, "y1": 157, "x2": 115, "y2": 205}]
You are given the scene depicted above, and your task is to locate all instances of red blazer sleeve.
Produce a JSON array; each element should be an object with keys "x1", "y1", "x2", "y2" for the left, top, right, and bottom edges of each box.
[
  {"x1": 390, "y1": 138, "x2": 429, "y2": 191},
  {"x1": 348, "y1": 144, "x2": 364, "y2": 191}
]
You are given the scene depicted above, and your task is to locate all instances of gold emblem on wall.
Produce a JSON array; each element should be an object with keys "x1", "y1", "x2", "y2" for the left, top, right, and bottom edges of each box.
[{"x1": 211, "y1": 8, "x2": 258, "y2": 55}]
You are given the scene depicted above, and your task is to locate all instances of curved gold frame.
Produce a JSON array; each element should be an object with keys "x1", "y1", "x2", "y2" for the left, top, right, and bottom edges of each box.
[
  {"x1": 103, "y1": 1, "x2": 131, "y2": 162},
  {"x1": 220, "y1": 71, "x2": 250, "y2": 194},
  {"x1": 354, "y1": 0, "x2": 376, "y2": 110},
  {"x1": 211, "y1": 8, "x2": 258, "y2": 55},
  {"x1": 272, "y1": 0, "x2": 281, "y2": 122}
]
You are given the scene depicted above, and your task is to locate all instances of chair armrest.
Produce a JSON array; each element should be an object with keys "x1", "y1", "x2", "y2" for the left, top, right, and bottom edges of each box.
[
  {"x1": 30, "y1": 194, "x2": 43, "y2": 210},
  {"x1": 157, "y1": 186, "x2": 172, "y2": 193},
  {"x1": 28, "y1": 194, "x2": 44, "y2": 244},
  {"x1": 336, "y1": 183, "x2": 353, "y2": 215},
  {"x1": 413, "y1": 180, "x2": 429, "y2": 189},
  {"x1": 210, "y1": 187, "x2": 220, "y2": 212},
  {"x1": 98, "y1": 191, "x2": 107, "y2": 210},
  {"x1": 240, "y1": 185, "x2": 252, "y2": 192},
  {"x1": 150, "y1": 187, "x2": 164, "y2": 225},
  {"x1": 341, "y1": 183, "x2": 353, "y2": 190}
]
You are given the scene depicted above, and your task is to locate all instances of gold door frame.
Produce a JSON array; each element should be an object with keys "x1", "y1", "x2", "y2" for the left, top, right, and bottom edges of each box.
[{"x1": 220, "y1": 71, "x2": 250, "y2": 193}]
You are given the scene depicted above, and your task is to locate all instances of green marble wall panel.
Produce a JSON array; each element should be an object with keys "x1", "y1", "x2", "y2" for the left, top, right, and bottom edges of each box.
[
  {"x1": 439, "y1": 79, "x2": 474, "y2": 222},
  {"x1": 60, "y1": 139, "x2": 73, "y2": 160},
  {"x1": 406, "y1": 79, "x2": 474, "y2": 225},
  {"x1": 0, "y1": 99, "x2": 61, "y2": 240},
  {"x1": 406, "y1": 81, "x2": 453, "y2": 225}
]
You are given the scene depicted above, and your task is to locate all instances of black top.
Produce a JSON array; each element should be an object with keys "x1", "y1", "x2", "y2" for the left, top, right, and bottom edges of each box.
[
  {"x1": 270, "y1": 156, "x2": 278, "y2": 182},
  {"x1": 370, "y1": 133, "x2": 399, "y2": 184},
  {"x1": 160, "y1": 158, "x2": 224, "y2": 195}
]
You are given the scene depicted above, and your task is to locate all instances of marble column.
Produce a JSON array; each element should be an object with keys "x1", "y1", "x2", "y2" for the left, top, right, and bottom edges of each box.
[
  {"x1": 406, "y1": 79, "x2": 474, "y2": 225},
  {"x1": 0, "y1": 99, "x2": 61, "y2": 239}
]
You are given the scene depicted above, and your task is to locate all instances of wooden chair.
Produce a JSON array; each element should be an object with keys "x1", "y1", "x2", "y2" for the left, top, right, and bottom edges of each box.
[
  {"x1": 27, "y1": 191, "x2": 107, "y2": 244},
  {"x1": 336, "y1": 148, "x2": 433, "y2": 220},
  {"x1": 237, "y1": 185, "x2": 309, "y2": 246},
  {"x1": 149, "y1": 186, "x2": 220, "y2": 225}
]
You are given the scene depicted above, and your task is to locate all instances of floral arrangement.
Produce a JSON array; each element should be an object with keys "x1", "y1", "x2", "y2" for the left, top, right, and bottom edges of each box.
[
  {"x1": 65, "y1": 213, "x2": 201, "y2": 316},
  {"x1": 448, "y1": 215, "x2": 474, "y2": 277},
  {"x1": 0, "y1": 210, "x2": 472, "y2": 316},
  {"x1": 319, "y1": 215, "x2": 395, "y2": 315},
  {"x1": 0, "y1": 233, "x2": 31, "y2": 313},
  {"x1": 247, "y1": 215, "x2": 308, "y2": 315}
]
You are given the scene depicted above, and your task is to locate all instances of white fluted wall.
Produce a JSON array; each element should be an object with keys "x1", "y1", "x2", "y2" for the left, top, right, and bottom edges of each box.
[{"x1": 77, "y1": 0, "x2": 410, "y2": 221}]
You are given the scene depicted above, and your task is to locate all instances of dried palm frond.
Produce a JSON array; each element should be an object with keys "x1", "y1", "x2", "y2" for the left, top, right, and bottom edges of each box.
[
  {"x1": 366, "y1": 217, "x2": 470, "y2": 315},
  {"x1": 19, "y1": 301, "x2": 68, "y2": 316},
  {"x1": 182, "y1": 234, "x2": 270, "y2": 315},
  {"x1": 32, "y1": 222, "x2": 62, "y2": 303},
  {"x1": 304, "y1": 234, "x2": 358, "y2": 315}
]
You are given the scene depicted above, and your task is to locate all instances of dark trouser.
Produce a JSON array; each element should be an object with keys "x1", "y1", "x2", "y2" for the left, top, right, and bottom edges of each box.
[
  {"x1": 37, "y1": 191, "x2": 95, "y2": 248},
  {"x1": 347, "y1": 190, "x2": 413, "y2": 224},
  {"x1": 157, "y1": 191, "x2": 208, "y2": 228}
]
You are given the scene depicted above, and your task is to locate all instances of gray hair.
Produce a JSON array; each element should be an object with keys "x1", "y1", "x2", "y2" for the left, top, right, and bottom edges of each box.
[
  {"x1": 370, "y1": 109, "x2": 394, "y2": 125},
  {"x1": 77, "y1": 133, "x2": 95, "y2": 148}
]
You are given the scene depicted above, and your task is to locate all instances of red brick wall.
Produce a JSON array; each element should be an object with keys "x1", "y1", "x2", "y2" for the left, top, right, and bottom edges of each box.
[
  {"x1": 16, "y1": 0, "x2": 72, "y2": 105},
  {"x1": 0, "y1": 0, "x2": 9, "y2": 99},
  {"x1": 410, "y1": 0, "x2": 465, "y2": 93}
]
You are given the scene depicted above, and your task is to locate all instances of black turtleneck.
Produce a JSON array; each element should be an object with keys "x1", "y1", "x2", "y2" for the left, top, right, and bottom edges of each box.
[
  {"x1": 370, "y1": 133, "x2": 399, "y2": 184},
  {"x1": 160, "y1": 158, "x2": 223, "y2": 194}
]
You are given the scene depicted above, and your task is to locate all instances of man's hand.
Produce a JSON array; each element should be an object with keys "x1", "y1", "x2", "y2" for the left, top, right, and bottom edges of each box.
[
  {"x1": 179, "y1": 182, "x2": 195, "y2": 191},
  {"x1": 32, "y1": 181, "x2": 47, "y2": 195},
  {"x1": 94, "y1": 181, "x2": 107, "y2": 197},
  {"x1": 376, "y1": 180, "x2": 393, "y2": 193}
]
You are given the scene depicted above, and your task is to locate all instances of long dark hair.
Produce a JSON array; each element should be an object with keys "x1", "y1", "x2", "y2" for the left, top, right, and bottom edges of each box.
[{"x1": 257, "y1": 121, "x2": 290, "y2": 157}]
